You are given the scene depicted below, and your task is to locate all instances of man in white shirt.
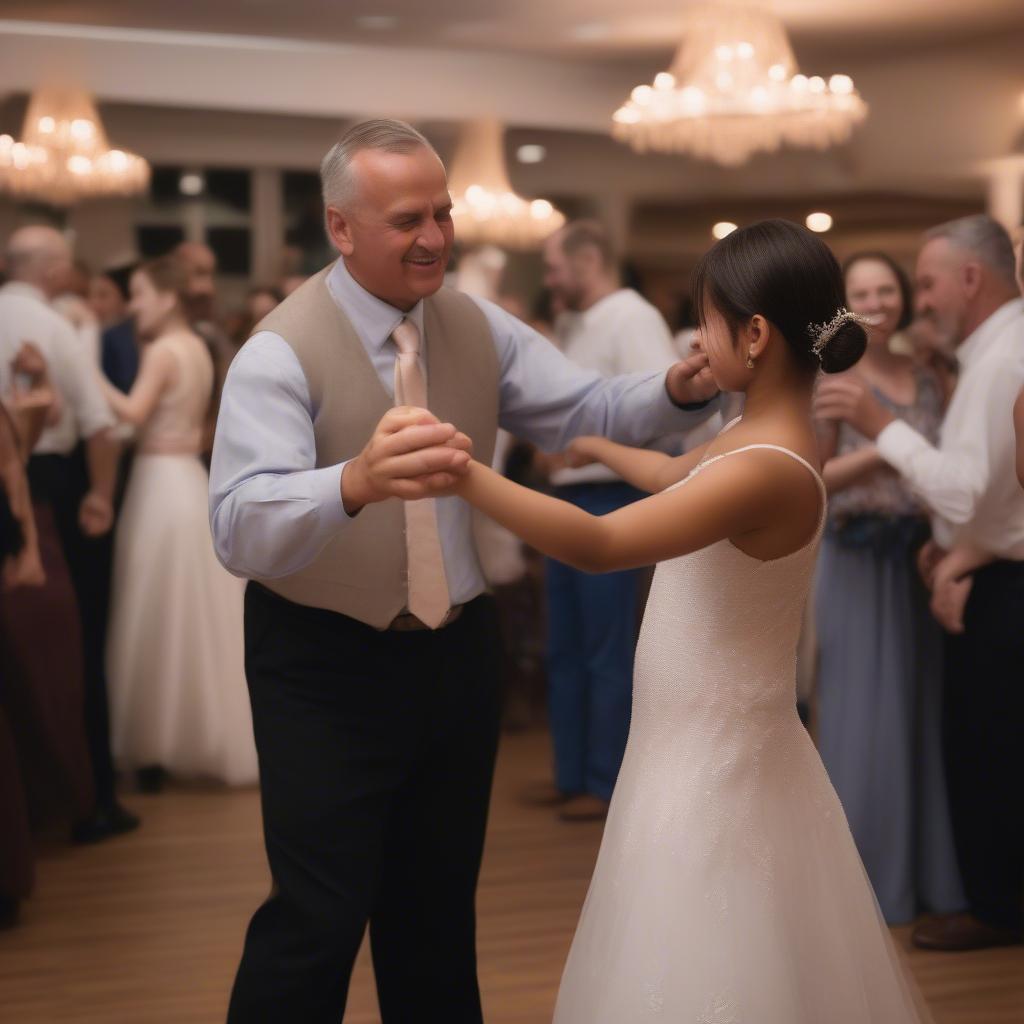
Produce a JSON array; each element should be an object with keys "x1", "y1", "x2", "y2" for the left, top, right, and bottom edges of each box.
[
  {"x1": 0, "y1": 226, "x2": 135, "y2": 844},
  {"x1": 816, "y1": 214, "x2": 1024, "y2": 951},
  {"x1": 537, "y1": 220, "x2": 680, "y2": 821}
]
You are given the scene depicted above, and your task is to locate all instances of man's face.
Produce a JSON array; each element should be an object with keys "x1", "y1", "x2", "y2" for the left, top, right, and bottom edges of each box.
[
  {"x1": 542, "y1": 237, "x2": 585, "y2": 311},
  {"x1": 180, "y1": 244, "x2": 217, "y2": 321},
  {"x1": 327, "y1": 147, "x2": 454, "y2": 311},
  {"x1": 40, "y1": 240, "x2": 73, "y2": 300},
  {"x1": 914, "y1": 238, "x2": 969, "y2": 348}
]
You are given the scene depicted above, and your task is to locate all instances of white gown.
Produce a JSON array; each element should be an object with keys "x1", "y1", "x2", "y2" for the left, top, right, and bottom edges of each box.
[
  {"x1": 554, "y1": 443, "x2": 931, "y2": 1023},
  {"x1": 107, "y1": 335, "x2": 257, "y2": 786}
]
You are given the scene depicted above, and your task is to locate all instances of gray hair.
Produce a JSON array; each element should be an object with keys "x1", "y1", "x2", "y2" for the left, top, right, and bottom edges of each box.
[
  {"x1": 923, "y1": 214, "x2": 1017, "y2": 286},
  {"x1": 320, "y1": 119, "x2": 438, "y2": 210}
]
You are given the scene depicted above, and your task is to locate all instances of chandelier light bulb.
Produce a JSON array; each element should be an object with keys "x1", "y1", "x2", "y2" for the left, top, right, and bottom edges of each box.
[
  {"x1": 516, "y1": 144, "x2": 546, "y2": 164},
  {"x1": 654, "y1": 72, "x2": 677, "y2": 90},
  {"x1": 713, "y1": 221, "x2": 738, "y2": 239},
  {"x1": 806, "y1": 212, "x2": 833, "y2": 233}
]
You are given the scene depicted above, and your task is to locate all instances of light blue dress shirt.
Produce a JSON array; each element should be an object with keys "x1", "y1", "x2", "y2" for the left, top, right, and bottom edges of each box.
[{"x1": 209, "y1": 259, "x2": 714, "y2": 605}]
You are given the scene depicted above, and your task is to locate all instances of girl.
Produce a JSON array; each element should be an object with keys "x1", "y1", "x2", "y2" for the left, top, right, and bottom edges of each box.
[
  {"x1": 438, "y1": 220, "x2": 930, "y2": 1021},
  {"x1": 103, "y1": 257, "x2": 256, "y2": 787}
]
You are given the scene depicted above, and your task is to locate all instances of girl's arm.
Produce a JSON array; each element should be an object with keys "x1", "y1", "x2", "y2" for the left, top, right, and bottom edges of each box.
[
  {"x1": 453, "y1": 449, "x2": 813, "y2": 574},
  {"x1": 102, "y1": 343, "x2": 176, "y2": 426},
  {"x1": 566, "y1": 435, "x2": 710, "y2": 494},
  {"x1": 822, "y1": 445, "x2": 893, "y2": 496}
]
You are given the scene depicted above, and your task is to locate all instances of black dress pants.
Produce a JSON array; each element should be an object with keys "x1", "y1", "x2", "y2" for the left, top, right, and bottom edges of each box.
[
  {"x1": 227, "y1": 584, "x2": 502, "y2": 1024},
  {"x1": 943, "y1": 559, "x2": 1024, "y2": 932},
  {"x1": 26, "y1": 448, "x2": 118, "y2": 809}
]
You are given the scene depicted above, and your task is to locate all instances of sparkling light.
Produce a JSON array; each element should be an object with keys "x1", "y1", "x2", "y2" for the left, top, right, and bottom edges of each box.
[
  {"x1": 806, "y1": 212, "x2": 833, "y2": 233},
  {"x1": 611, "y1": 8, "x2": 867, "y2": 166},
  {"x1": 516, "y1": 144, "x2": 546, "y2": 164},
  {"x1": 0, "y1": 86, "x2": 149, "y2": 206},
  {"x1": 712, "y1": 221, "x2": 738, "y2": 239}
]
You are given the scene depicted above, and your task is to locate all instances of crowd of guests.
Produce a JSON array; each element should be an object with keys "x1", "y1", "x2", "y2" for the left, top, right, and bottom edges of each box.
[
  {"x1": 1, "y1": 211, "x2": 1022, "y2": 960},
  {"x1": 0, "y1": 230, "x2": 294, "y2": 927}
]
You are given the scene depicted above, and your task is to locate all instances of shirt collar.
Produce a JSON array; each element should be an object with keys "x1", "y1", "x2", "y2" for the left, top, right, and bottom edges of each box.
[
  {"x1": 326, "y1": 258, "x2": 426, "y2": 352},
  {"x1": 957, "y1": 297, "x2": 1024, "y2": 369},
  {"x1": 0, "y1": 281, "x2": 48, "y2": 305}
]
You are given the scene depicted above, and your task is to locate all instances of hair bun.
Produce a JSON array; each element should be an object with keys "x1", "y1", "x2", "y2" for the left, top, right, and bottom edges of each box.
[{"x1": 819, "y1": 319, "x2": 867, "y2": 374}]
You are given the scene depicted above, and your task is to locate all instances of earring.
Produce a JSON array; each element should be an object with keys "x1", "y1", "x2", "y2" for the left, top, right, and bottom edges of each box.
[{"x1": 746, "y1": 354, "x2": 755, "y2": 369}]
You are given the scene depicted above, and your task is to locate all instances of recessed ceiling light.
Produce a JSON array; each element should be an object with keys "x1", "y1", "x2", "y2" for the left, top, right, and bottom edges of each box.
[
  {"x1": 179, "y1": 171, "x2": 204, "y2": 196},
  {"x1": 516, "y1": 144, "x2": 546, "y2": 164},
  {"x1": 712, "y1": 221, "x2": 737, "y2": 239},
  {"x1": 806, "y1": 211, "x2": 833, "y2": 233},
  {"x1": 571, "y1": 22, "x2": 611, "y2": 41},
  {"x1": 355, "y1": 15, "x2": 398, "y2": 30}
]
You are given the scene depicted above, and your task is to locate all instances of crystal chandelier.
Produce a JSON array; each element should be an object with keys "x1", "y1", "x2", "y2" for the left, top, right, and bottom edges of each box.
[
  {"x1": 0, "y1": 86, "x2": 150, "y2": 207},
  {"x1": 612, "y1": 4, "x2": 867, "y2": 167},
  {"x1": 448, "y1": 118, "x2": 565, "y2": 249}
]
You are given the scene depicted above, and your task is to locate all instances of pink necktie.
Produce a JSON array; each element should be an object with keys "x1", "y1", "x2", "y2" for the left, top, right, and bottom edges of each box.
[{"x1": 391, "y1": 318, "x2": 451, "y2": 628}]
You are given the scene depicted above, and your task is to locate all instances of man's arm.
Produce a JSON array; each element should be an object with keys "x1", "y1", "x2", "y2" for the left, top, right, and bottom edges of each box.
[
  {"x1": 470, "y1": 297, "x2": 719, "y2": 452},
  {"x1": 814, "y1": 368, "x2": 1007, "y2": 527},
  {"x1": 209, "y1": 334, "x2": 468, "y2": 579}
]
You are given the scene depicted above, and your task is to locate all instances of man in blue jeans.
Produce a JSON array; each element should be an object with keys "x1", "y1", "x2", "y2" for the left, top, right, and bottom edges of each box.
[{"x1": 537, "y1": 220, "x2": 680, "y2": 820}]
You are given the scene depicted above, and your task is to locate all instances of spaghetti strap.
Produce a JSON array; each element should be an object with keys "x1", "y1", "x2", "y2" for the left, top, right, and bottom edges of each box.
[{"x1": 689, "y1": 443, "x2": 827, "y2": 536}]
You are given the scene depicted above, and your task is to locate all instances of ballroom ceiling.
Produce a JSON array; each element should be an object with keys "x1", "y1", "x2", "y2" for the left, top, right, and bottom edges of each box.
[{"x1": 5, "y1": 0, "x2": 1024, "y2": 61}]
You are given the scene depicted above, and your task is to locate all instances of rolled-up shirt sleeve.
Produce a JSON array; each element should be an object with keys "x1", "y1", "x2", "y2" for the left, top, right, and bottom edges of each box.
[
  {"x1": 876, "y1": 416, "x2": 987, "y2": 528},
  {"x1": 209, "y1": 332, "x2": 353, "y2": 579},
  {"x1": 470, "y1": 297, "x2": 716, "y2": 451}
]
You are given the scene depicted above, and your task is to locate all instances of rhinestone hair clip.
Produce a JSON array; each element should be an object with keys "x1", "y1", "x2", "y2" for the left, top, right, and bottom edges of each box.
[{"x1": 808, "y1": 307, "x2": 874, "y2": 359}]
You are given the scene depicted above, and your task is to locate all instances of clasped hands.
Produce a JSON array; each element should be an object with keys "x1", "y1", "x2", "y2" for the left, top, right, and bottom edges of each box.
[{"x1": 341, "y1": 355, "x2": 718, "y2": 514}]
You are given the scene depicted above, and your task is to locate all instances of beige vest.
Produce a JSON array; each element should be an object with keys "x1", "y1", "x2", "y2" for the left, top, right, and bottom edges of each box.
[{"x1": 253, "y1": 262, "x2": 498, "y2": 626}]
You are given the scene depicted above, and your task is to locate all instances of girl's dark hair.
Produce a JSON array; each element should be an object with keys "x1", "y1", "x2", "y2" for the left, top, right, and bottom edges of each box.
[
  {"x1": 842, "y1": 251, "x2": 914, "y2": 331},
  {"x1": 692, "y1": 219, "x2": 867, "y2": 375}
]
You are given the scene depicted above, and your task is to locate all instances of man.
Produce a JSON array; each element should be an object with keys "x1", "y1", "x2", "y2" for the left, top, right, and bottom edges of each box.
[
  {"x1": 210, "y1": 119, "x2": 717, "y2": 1023},
  {"x1": 0, "y1": 226, "x2": 136, "y2": 844},
  {"x1": 815, "y1": 214, "x2": 1024, "y2": 951},
  {"x1": 535, "y1": 220, "x2": 679, "y2": 821}
]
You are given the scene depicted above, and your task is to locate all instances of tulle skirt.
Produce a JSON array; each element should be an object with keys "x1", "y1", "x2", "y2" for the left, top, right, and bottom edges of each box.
[
  {"x1": 107, "y1": 455, "x2": 257, "y2": 785},
  {"x1": 553, "y1": 712, "x2": 932, "y2": 1023}
]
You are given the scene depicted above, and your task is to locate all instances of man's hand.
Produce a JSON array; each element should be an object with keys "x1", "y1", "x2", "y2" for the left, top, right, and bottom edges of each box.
[
  {"x1": 78, "y1": 490, "x2": 114, "y2": 537},
  {"x1": 813, "y1": 375, "x2": 895, "y2": 440},
  {"x1": 11, "y1": 341, "x2": 48, "y2": 384},
  {"x1": 341, "y1": 407, "x2": 473, "y2": 515},
  {"x1": 666, "y1": 352, "x2": 718, "y2": 407},
  {"x1": 916, "y1": 539, "x2": 947, "y2": 590},
  {"x1": 563, "y1": 436, "x2": 601, "y2": 469},
  {"x1": 931, "y1": 573, "x2": 972, "y2": 634},
  {"x1": 2, "y1": 547, "x2": 46, "y2": 590}
]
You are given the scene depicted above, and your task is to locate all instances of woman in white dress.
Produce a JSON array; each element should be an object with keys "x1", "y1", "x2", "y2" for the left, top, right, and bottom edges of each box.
[
  {"x1": 442, "y1": 220, "x2": 931, "y2": 1021},
  {"x1": 103, "y1": 256, "x2": 256, "y2": 786}
]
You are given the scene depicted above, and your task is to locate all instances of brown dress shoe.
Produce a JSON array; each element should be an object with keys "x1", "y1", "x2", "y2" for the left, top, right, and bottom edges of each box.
[
  {"x1": 912, "y1": 912, "x2": 1023, "y2": 951},
  {"x1": 520, "y1": 780, "x2": 573, "y2": 807},
  {"x1": 559, "y1": 794, "x2": 610, "y2": 822}
]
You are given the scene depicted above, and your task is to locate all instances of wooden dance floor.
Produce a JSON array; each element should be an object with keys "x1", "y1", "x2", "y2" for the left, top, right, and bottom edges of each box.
[{"x1": 1, "y1": 730, "x2": 1021, "y2": 1022}]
